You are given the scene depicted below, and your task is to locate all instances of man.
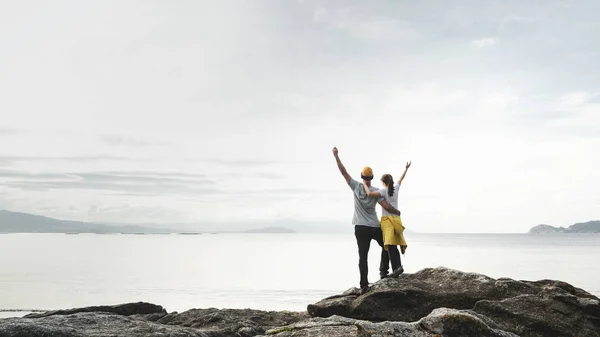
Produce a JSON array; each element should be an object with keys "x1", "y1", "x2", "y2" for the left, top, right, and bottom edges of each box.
[{"x1": 332, "y1": 147, "x2": 402, "y2": 294}]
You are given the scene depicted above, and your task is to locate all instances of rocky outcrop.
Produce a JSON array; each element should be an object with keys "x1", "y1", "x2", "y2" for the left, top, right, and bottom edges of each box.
[
  {"x1": 0, "y1": 313, "x2": 204, "y2": 337},
  {"x1": 0, "y1": 304, "x2": 308, "y2": 337},
  {"x1": 158, "y1": 308, "x2": 308, "y2": 336},
  {"x1": 259, "y1": 309, "x2": 519, "y2": 337},
  {"x1": 1, "y1": 267, "x2": 598, "y2": 337},
  {"x1": 307, "y1": 267, "x2": 600, "y2": 337},
  {"x1": 23, "y1": 301, "x2": 166, "y2": 319}
]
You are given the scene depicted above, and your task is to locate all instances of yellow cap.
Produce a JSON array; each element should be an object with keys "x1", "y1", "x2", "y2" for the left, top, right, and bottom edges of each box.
[{"x1": 361, "y1": 166, "x2": 374, "y2": 180}]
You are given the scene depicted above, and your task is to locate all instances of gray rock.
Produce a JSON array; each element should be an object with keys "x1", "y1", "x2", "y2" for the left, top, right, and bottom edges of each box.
[
  {"x1": 260, "y1": 309, "x2": 519, "y2": 337},
  {"x1": 24, "y1": 301, "x2": 166, "y2": 318},
  {"x1": 0, "y1": 306, "x2": 308, "y2": 337},
  {"x1": 308, "y1": 267, "x2": 537, "y2": 322},
  {"x1": 0, "y1": 312, "x2": 206, "y2": 337},
  {"x1": 473, "y1": 291, "x2": 600, "y2": 337},
  {"x1": 307, "y1": 267, "x2": 600, "y2": 337},
  {"x1": 157, "y1": 308, "x2": 309, "y2": 337}
]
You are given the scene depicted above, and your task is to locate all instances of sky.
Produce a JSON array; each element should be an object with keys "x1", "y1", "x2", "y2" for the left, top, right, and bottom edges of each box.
[{"x1": 1, "y1": 0, "x2": 599, "y2": 233}]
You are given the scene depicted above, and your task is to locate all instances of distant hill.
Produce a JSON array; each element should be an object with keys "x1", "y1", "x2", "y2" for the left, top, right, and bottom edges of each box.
[
  {"x1": 0, "y1": 210, "x2": 171, "y2": 234},
  {"x1": 1, "y1": 210, "x2": 417, "y2": 234},
  {"x1": 243, "y1": 226, "x2": 295, "y2": 234},
  {"x1": 529, "y1": 220, "x2": 600, "y2": 234}
]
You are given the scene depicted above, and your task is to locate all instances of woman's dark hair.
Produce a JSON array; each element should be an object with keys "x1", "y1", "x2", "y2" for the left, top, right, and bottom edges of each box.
[{"x1": 381, "y1": 174, "x2": 394, "y2": 197}]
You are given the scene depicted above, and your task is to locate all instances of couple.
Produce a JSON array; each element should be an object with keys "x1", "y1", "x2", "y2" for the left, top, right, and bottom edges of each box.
[{"x1": 332, "y1": 147, "x2": 411, "y2": 294}]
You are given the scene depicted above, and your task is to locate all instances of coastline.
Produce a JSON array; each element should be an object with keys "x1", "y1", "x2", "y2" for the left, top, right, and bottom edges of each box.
[{"x1": 1, "y1": 267, "x2": 598, "y2": 337}]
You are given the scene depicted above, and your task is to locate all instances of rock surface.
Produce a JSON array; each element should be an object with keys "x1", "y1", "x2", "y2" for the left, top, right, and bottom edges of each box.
[
  {"x1": 308, "y1": 267, "x2": 600, "y2": 337},
  {"x1": 260, "y1": 309, "x2": 519, "y2": 337},
  {"x1": 1, "y1": 267, "x2": 598, "y2": 337},
  {"x1": 0, "y1": 313, "x2": 205, "y2": 337},
  {"x1": 23, "y1": 301, "x2": 166, "y2": 319},
  {"x1": 0, "y1": 304, "x2": 308, "y2": 337},
  {"x1": 158, "y1": 308, "x2": 308, "y2": 336}
]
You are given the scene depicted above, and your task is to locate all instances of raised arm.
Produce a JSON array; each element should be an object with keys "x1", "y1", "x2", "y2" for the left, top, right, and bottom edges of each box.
[
  {"x1": 397, "y1": 161, "x2": 411, "y2": 186},
  {"x1": 362, "y1": 181, "x2": 382, "y2": 198},
  {"x1": 332, "y1": 147, "x2": 351, "y2": 185},
  {"x1": 379, "y1": 199, "x2": 401, "y2": 216}
]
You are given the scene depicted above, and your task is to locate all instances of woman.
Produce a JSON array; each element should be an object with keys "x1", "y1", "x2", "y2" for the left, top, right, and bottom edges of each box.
[{"x1": 362, "y1": 161, "x2": 411, "y2": 278}]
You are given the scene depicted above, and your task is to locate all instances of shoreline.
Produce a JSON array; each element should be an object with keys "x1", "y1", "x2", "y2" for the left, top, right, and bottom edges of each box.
[{"x1": 1, "y1": 267, "x2": 598, "y2": 337}]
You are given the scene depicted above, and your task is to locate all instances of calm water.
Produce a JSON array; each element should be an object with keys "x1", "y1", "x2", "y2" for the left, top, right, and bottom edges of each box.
[{"x1": 1, "y1": 233, "x2": 599, "y2": 318}]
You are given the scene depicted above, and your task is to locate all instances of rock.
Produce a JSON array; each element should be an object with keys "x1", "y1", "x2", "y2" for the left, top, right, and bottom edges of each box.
[
  {"x1": 158, "y1": 308, "x2": 309, "y2": 337},
  {"x1": 260, "y1": 309, "x2": 519, "y2": 337},
  {"x1": 1, "y1": 305, "x2": 308, "y2": 337},
  {"x1": 24, "y1": 301, "x2": 166, "y2": 319},
  {"x1": 308, "y1": 267, "x2": 534, "y2": 322},
  {"x1": 0, "y1": 312, "x2": 206, "y2": 337},
  {"x1": 260, "y1": 316, "x2": 358, "y2": 337},
  {"x1": 307, "y1": 267, "x2": 600, "y2": 337},
  {"x1": 473, "y1": 290, "x2": 600, "y2": 337}
]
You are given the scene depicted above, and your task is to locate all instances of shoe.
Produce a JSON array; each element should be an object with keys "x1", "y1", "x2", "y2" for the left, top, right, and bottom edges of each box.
[
  {"x1": 360, "y1": 285, "x2": 370, "y2": 295},
  {"x1": 389, "y1": 266, "x2": 404, "y2": 278},
  {"x1": 380, "y1": 274, "x2": 389, "y2": 280}
]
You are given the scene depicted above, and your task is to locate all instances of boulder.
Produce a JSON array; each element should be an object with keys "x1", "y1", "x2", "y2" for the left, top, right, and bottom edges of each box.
[
  {"x1": 260, "y1": 309, "x2": 519, "y2": 337},
  {"x1": 307, "y1": 267, "x2": 600, "y2": 337},
  {"x1": 24, "y1": 301, "x2": 166, "y2": 319},
  {"x1": 0, "y1": 312, "x2": 205, "y2": 337},
  {"x1": 1, "y1": 306, "x2": 308, "y2": 337},
  {"x1": 158, "y1": 308, "x2": 309, "y2": 337},
  {"x1": 473, "y1": 288, "x2": 600, "y2": 337}
]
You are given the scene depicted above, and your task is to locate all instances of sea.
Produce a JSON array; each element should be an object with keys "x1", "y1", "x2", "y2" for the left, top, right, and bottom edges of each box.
[{"x1": 1, "y1": 232, "x2": 599, "y2": 319}]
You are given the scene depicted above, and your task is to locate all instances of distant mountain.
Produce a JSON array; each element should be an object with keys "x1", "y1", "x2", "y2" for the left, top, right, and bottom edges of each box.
[
  {"x1": 0, "y1": 210, "x2": 419, "y2": 234},
  {"x1": 243, "y1": 226, "x2": 296, "y2": 234},
  {"x1": 529, "y1": 220, "x2": 600, "y2": 234},
  {"x1": 0, "y1": 210, "x2": 171, "y2": 234}
]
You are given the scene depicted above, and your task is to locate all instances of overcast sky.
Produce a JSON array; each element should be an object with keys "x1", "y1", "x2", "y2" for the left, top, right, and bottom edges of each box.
[{"x1": 1, "y1": 0, "x2": 599, "y2": 233}]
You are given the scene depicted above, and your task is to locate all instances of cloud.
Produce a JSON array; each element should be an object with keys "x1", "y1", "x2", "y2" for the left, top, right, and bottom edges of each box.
[
  {"x1": 313, "y1": 7, "x2": 418, "y2": 41},
  {"x1": 186, "y1": 158, "x2": 282, "y2": 167},
  {"x1": 0, "y1": 128, "x2": 19, "y2": 135},
  {"x1": 0, "y1": 155, "x2": 141, "y2": 165},
  {"x1": 470, "y1": 37, "x2": 497, "y2": 49},
  {"x1": 237, "y1": 187, "x2": 340, "y2": 198},
  {"x1": 2, "y1": 170, "x2": 217, "y2": 196},
  {"x1": 559, "y1": 91, "x2": 598, "y2": 107},
  {"x1": 497, "y1": 15, "x2": 537, "y2": 32},
  {"x1": 226, "y1": 172, "x2": 285, "y2": 180},
  {"x1": 254, "y1": 172, "x2": 285, "y2": 180},
  {"x1": 1, "y1": 0, "x2": 600, "y2": 232},
  {"x1": 100, "y1": 135, "x2": 171, "y2": 148},
  {"x1": 86, "y1": 204, "x2": 185, "y2": 223},
  {"x1": 0, "y1": 169, "x2": 295, "y2": 199},
  {"x1": 0, "y1": 169, "x2": 69, "y2": 180}
]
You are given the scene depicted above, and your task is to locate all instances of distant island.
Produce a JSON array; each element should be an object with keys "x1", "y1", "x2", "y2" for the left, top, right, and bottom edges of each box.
[
  {"x1": 0, "y1": 210, "x2": 295, "y2": 234},
  {"x1": 0, "y1": 210, "x2": 171, "y2": 234},
  {"x1": 529, "y1": 220, "x2": 600, "y2": 234}
]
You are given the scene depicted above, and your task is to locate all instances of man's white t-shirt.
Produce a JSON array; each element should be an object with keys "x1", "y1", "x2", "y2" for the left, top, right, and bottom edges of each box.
[{"x1": 379, "y1": 183, "x2": 400, "y2": 217}]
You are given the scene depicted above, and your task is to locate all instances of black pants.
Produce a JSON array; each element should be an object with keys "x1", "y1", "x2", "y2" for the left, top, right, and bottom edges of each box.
[
  {"x1": 354, "y1": 225, "x2": 389, "y2": 287},
  {"x1": 387, "y1": 245, "x2": 402, "y2": 272}
]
